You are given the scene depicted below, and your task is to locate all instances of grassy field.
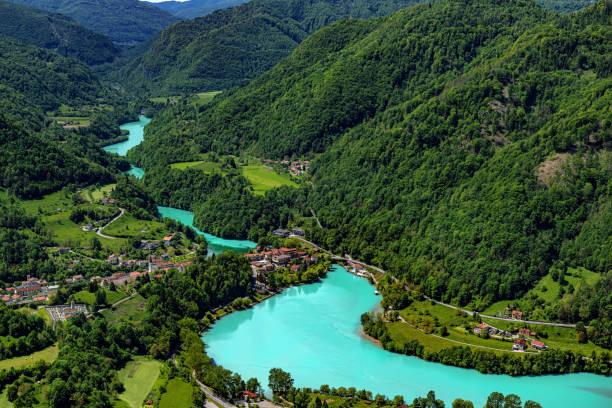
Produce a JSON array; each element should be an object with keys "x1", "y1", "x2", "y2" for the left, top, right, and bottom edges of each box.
[
  {"x1": 19, "y1": 190, "x2": 126, "y2": 253},
  {"x1": 169, "y1": 160, "x2": 226, "y2": 174},
  {"x1": 192, "y1": 91, "x2": 221, "y2": 106},
  {"x1": 117, "y1": 356, "x2": 162, "y2": 408},
  {"x1": 242, "y1": 165, "x2": 297, "y2": 194},
  {"x1": 103, "y1": 212, "x2": 169, "y2": 240},
  {"x1": 0, "y1": 390, "x2": 11, "y2": 408},
  {"x1": 0, "y1": 345, "x2": 58, "y2": 370},
  {"x1": 48, "y1": 116, "x2": 91, "y2": 126},
  {"x1": 70, "y1": 289, "x2": 127, "y2": 306},
  {"x1": 102, "y1": 294, "x2": 148, "y2": 326},
  {"x1": 15, "y1": 307, "x2": 53, "y2": 326},
  {"x1": 159, "y1": 379, "x2": 194, "y2": 408},
  {"x1": 82, "y1": 184, "x2": 116, "y2": 202}
]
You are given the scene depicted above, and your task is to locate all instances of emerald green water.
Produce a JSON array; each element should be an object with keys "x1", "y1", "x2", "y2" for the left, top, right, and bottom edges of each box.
[
  {"x1": 202, "y1": 265, "x2": 612, "y2": 407},
  {"x1": 157, "y1": 206, "x2": 256, "y2": 256},
  {"x1": 103, "y1": 116, "x2": 151, "y2": 156},
  {"x1": 102, "y1": 117, "x2": 256, "y2": 256}
]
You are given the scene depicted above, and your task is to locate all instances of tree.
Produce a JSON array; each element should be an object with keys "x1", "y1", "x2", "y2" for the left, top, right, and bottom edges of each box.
[
  {"x1": 523, "y1": 402, "x2": 542, "y2": 408},
  {"x1": 48, "y1": 379, "x2": 70, "y2": 408},
  {"x1": 246, "y1": 378, "x2": 261, "y2": 394},
  {"x1": 392, "y1": 395, "x2": 405, "y2": 406},
  {"x1": 485, "y1": 392, "x2": 505, "y2": 408},
  {"x1": 320, "y1": 385, "x2": 330, "y2": 394},
  {"x1": 268, "y1": 368, "x2": 293, "y2": 394},
  {"x1": 452, "y1": 399, "x2": 474, "y2": 408},
  {"x1": 308, "y1": 396, "x2": 323, "y2": 408},
  {"x1": 95, "y1": 289, "x2": 107, "y2": 307},
  {"x1": 374, "y1": 394, "x2": 387, "y2": 406},
  {"x1": 503, "y1": 394, "x2": 521, "y2": 408}
]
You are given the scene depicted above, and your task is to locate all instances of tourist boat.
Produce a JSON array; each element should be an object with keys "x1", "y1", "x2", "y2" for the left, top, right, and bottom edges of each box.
[{"x1": 374, "y1": 290, "x2": 380, "y2": 295}]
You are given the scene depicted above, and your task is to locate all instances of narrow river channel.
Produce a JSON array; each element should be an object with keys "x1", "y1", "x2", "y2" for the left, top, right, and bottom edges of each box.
[{"x1": 107, "y1": 117, "x2": 612, "y2": 408}]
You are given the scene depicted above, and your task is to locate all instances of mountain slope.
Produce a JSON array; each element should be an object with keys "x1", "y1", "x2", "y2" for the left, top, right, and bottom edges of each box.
[
  {"x1": 6, "y1": 0, "x2": 180, "y2": 49},
  {"x1": 110, "y1": 0, "x2": 428, "y2": 95},
  {"x1": 0, "y1": 0, "x2": 119, "y2": 65},
  {"x1": 132, "y1": 0, "x2": 611, "y2": 313}
]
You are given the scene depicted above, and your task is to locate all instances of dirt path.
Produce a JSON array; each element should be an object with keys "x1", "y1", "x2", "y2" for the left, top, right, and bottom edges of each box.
[{"x1": 97, "y1": 208, "x2": 125, "y2": 239}]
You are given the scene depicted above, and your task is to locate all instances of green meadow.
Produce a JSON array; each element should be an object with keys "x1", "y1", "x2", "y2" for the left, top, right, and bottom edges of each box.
[{"x1": 116, "y1": 356, "x2": 162, "y2": 408}]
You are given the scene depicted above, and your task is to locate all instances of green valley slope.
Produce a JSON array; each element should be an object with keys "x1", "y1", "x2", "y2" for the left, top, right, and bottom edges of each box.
[
  {"x1": 0, "y1": 0, "x2": 119, "y2": 65},
  {"x1": 131, "y1": 0, "x2": 611, "y2": 321},
  {"x1": 6, "y1": 0, "x2": 180, "y2": 49},
  {"x1": 110, "y1": 0, "x2": 428, "y2": 95}
]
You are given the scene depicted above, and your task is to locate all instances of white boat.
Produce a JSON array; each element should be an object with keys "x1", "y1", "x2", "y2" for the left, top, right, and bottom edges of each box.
[{"x1": 374, "y1": 290, "x2": 380, "y2": 295}]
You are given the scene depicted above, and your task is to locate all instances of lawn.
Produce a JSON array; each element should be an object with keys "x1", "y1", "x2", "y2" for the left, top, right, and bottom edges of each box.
[
  {"x1": 0, "y1": 344, "x2": 58, "y2": 370},
  {"x1": 102, "y1": 294, "x2": 148, "y2": 326},
  {"x1": 117, "y1": 356, "x2": 162, "y2": 408},
  {"x1": 19, "y1": 190, "x2": 127, "y2": 253},
  {"x1": 159, "y1": 379, "x2": 194, "y2": 408},
  {"x1": 169, "y1": 160, "x2": 226, "y2": 174},
  {"x1": 103, "y1": 212, "x2": 169, "y2": 240},
  {"x1": 241, "y1": 165, "x2": 297, "y2": 194},
  {"x1": 83, "y1": 184, "x2": 116, "y2": 202},
  {"x1": 0, "y1": 390, "x2": 11, "y2": 408},
  {"x1": 398, "y1": 300, "x2": 515, "y2": 353},
  {"x1": 15, "y1": 307, "x2": 53, "y2": 326},
  {"x1": 70, "y1": 289, "x2": 127, "y2": 306},
  {"x1": 192, "y1": 91, "x2": 221, "y2": 106}
]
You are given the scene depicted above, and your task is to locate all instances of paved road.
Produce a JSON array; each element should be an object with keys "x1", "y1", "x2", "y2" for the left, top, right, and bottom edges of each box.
[
  {"x1": 193, "y1": 376, "x2": 236, "y2": 408},
  {"x1": 97, "y1": 208, "x2": 125, "y2": 239},
  {"x1": 96, "y1": 292, "x2": 136, "y2": 314},
  {"x1": 295, "y1": 236, "x2": 577, "y2": 328},
  {"x1": 309, "y1": 207, "x2": 323, "y2": 228},
  {"x1": 396, "y1": 316, "x2": 537, "y2": 354}
]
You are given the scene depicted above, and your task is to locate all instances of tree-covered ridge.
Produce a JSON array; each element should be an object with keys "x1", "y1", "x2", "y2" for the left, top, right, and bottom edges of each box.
[
  {"x1": 0, "y1": 0, "x2": 119, "y2": 65},
  {"x1": 0, "y1": 36, "x2": 105, "y2": 112},
  {"x1": 537, "y1": 0, "x2": 596, "y2": 13},
  {"x1": 6, "y1": 0, "x2": 180, "y2": 49},
  {"x1": 109, "y1": 0, "x2": 428, "y2": 95},
  {"x1": 133, "y1": 0, "x2": 611, "y2": 314},
  {"x1": 0, "y1": 115, "x2": 114, "y2": 199}
]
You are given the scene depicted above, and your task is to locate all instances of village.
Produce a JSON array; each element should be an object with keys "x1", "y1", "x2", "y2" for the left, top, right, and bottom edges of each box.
[{"x1": 262, "y1": 159, "x2": 311, "y2": 176}]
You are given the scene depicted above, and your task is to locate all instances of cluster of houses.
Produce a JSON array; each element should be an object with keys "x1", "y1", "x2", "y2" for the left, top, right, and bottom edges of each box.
[
  {"x1": 262, "y1": 159, "x2": 311, "y2": 176},
  {"x1": 106, "y1": 253, "x2": 192, "y2": 274},
  {"x1": 347, "y1": 262, "x2": 369, "y2": 278},
  {"x1": 1, "y1": 277, "x2": 58, "y2": 306},
  {"x1": 504, "y1": 307, "x2": 524, "y2": 320},
  {"x1": 46, "y1": 302, "x2": 88, "y2": 323},
  {"x1": 272, "y1": 228, "x2": 304, "y2": 238},
  {"x1": 99, "y1": 197, "x2": 117, "y2": 205},
  {"x1": 244, "y1": 246, "x2": 320, "y2": 293},
  {"x1": 473, "y1": 322, "x2": 547, "y2": 351}
]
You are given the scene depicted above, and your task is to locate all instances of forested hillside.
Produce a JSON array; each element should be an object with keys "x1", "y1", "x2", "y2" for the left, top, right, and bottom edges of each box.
[
  {"x1": 0, "y1": 0, "x2": 119, "y2": 65},
  {"x1": 132, "y1": 0, "x2": 611, "y2": 316},
  {"x1": 6, "y1": 0, "x2": 180, "y2": 49},
  {"x1": 110, "y1": 0, "x2": 428, "y2": 95},
  {"x1": 0, "y1": 36, "x2": 132, "y2": 198}
]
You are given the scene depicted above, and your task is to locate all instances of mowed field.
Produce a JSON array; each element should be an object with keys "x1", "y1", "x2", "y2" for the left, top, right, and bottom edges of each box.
[
  {"x1": 102, "y1": 294, "x2": 148, "y2": 326},
  {"x1": 159, "y1": 379, "x2": 194, "y2": 408},
  {"x1": 116, "y1": 356, "x2": 162, "y2": 408},
  {"x1": 0, "y1": 344, "x2": 59, "y2": 370},
  {"x1": 242, "y1": 165, "x2": 297, "y2": 194}
]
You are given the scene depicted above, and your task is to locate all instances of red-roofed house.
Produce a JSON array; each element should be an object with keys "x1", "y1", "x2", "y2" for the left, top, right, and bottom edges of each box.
[
  {"x1": 243, "y1": 391, "x2": 257, "y2": 399},
  {"x1": 531, "y1": 340, "x2": 546, "y2": 350},
  {"x1": 513, "y1": 338, "x2": 527, "y2": 351},
  {"x1": 473, "y1": 323, "x2": 491, "y2": 335},
  {"x1": 511, "y1": 310, "x2": 523, "y2": 320}
]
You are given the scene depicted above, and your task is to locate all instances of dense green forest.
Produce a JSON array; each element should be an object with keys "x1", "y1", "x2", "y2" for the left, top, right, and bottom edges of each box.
[
  {"x1": 537, "y1": 0, "x2": 596, "y2": 13},
  {"x1": 6, "y1": 0, "x2": 180, "y2": 49},
  {"x1": 109, "y1": 0, "x2": 428, "y2": 95},
  {"x1": 0, "y1": 305, "x2": 55, "y2": 360},
  {"x1": 0, "y1": 0, "x2": 119, "y2": 65},
  {"x1": 133, "y1": 0, "x2": 611, "y2": 317}
]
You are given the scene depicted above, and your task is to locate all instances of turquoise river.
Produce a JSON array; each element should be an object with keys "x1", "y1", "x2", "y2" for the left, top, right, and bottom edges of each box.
[
  {"x1": 202, "y1": 265, "x2": 612, "y2": 407},
  {"x1": 108, "y1": 118, "x2": 611, "y2": 408},
  {"x1": 103, "y1": 117, "x2": 256, "y2": 256}
]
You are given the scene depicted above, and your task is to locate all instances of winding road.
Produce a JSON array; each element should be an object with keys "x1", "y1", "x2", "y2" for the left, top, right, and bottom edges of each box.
[
  {"x1": 293, "y1": 236, "x2": 578, "y2": 328},
  {"x1": 97, "y1": 208, "x2": 125, "y2": 239}
]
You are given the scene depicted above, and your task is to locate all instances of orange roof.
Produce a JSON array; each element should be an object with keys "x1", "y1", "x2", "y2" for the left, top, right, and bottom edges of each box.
[{"x1": 476, "y1": 323, "x2": 489, "y2": 329}]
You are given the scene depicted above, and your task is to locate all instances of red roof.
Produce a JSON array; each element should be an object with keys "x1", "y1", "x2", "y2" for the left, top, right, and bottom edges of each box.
[
  {"x1": 476, "y1": 323, "x2": 489, "y2": 329},
  {"x1": 243, "y1": 390, "x2": 257, "y2": 398},
  {"x1": 531, "y1": 340, "x2": 545, "y2": 347},
  {"x1": 515, "y1": 338, "x2": 526, "y2": 345}
]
